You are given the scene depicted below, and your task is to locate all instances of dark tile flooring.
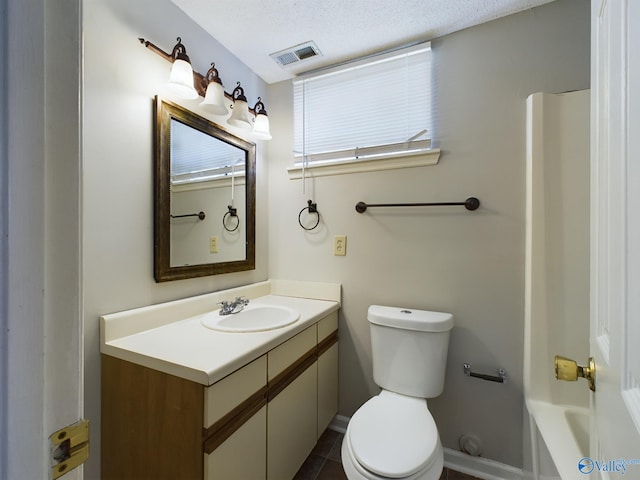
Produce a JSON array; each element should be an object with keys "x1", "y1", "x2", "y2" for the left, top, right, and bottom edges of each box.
[
  {"x1": 294, "y1": 429, "x2": 482, "y2": 480},
  {"x1": 293, "y1": 428, "x2": 344, "y2": 480}
]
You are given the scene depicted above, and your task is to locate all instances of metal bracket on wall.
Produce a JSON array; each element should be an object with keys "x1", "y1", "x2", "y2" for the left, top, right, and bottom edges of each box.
[{"x1": 463, "y1": 363, "x2": 506, "y2": 383}]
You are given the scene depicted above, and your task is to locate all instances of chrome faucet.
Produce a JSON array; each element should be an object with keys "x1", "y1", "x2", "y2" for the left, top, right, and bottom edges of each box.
[{"x1": 218, "y1": 296, "x2": 250, "y2": 315}]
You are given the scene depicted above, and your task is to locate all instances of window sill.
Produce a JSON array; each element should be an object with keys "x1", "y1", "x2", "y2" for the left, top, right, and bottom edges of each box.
[
  {"x1": 286, "y1": 148, "x2": 441, "y2": 179},
  {"x1": 172, "y1": 176, "x2": 246, "y2": 193}
]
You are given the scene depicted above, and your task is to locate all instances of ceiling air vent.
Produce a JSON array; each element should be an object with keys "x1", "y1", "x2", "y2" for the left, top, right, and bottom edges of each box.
[{"x1": 270, "y1": 41, "x2": 322, "y2": 67}]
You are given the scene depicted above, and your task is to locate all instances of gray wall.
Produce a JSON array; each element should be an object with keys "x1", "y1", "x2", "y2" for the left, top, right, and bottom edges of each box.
[
  {"x1": 82, "y1": 1, "x2": 269, "y2": 477},
  {"x1": 0, "y1": 0, "x2": 7, "y2": 470},
  {"x1": 266, "y1": 0, "x2": 590, "y2": 468}
]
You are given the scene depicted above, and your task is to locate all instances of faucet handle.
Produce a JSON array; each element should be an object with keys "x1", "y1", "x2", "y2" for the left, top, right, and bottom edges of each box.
[
  {"x1": 234, "y1": 296, "x2": 249, "y2": 306},
  {"x1": 217, "y1": 300, "x2": 231, "y2": 314}
]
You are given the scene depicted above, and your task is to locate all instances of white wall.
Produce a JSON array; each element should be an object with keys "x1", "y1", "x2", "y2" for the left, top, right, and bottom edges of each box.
[
  {"x1": 82, "y1": 0, "x2": 589, "y2": 475},
  {"x1": 266, "y1": 0, "x2": 590, "y2": 468},
  {"x1": 82, "y1": 1, "x2": 269, "y2": 477},
  {"x1": 171, "y1": 184, "x2": 247, "y2": 265}
]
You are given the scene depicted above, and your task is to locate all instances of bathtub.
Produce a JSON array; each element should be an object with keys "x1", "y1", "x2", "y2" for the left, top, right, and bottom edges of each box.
[
  {"x1": 524, "y1": 90, "x2": 591, "y2": 480},
  {"x1": 527, "y1": 400, "x2": 590, "y2": 480}
]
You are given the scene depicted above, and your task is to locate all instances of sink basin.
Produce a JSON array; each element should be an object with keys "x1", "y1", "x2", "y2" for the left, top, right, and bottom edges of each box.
[{"x1": 201, "y1": 304, "x2": 299, "y2": 333}]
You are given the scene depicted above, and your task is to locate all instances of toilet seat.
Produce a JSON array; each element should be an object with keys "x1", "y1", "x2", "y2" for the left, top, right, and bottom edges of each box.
[{"x1": 346, "y1": 390, "x2": 440, "y2": 478}]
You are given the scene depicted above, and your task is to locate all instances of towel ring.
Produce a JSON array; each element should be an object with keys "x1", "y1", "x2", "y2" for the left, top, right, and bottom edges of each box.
[
  {"x1": 298, "y1": 200, "x2": 320, "y2": 231},
  {"x1": 223, "y1": 205, "x2": 240, "y2": 232}
]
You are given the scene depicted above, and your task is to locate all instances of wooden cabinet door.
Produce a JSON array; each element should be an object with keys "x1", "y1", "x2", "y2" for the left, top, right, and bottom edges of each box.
[
  {"x1": 267, "y1": 326, "x2": 318, "y2": 480},
  {"x1": 204, "y1": 356, "x2": 267, "y2": 479},
  {"x1": 205, "y1": 406, "x2": 266, "y2": 480},
  {"x1": 267, "y1": 366, "x2": 318, "y2": 480},
  {"x1": 317, "y1": 342, "x2": 338, "y2": 436},
  {"x1": 317, "y1": 312, "x2": 339, "y2": 437}
]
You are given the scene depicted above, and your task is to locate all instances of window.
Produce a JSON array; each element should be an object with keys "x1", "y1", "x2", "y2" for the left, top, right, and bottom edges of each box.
[
  {"x1": 291, "y1": 42, "x2": 438, "y2": 178},
  {"x1": 170, "y1": 119, "x2": 245, "y2": 187}
]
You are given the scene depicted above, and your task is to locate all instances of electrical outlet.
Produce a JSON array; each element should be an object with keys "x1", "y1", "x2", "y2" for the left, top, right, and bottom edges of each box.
[
  {"x1": 209, "y1": 236, "x2": 218, "y2": 253},
  {"x1": 334, "y1": 235, "x2": 347, "y2": 256}
]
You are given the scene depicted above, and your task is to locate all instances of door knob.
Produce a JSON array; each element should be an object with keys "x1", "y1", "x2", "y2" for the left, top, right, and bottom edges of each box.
[{"x1": 554, "y1": 355, "x2": 596, "y2": 392}]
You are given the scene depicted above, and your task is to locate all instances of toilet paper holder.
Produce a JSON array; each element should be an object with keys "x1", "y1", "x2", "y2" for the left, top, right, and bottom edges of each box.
[{"x1": 463, "y1": 363, "x2": 506, "y2": 383}]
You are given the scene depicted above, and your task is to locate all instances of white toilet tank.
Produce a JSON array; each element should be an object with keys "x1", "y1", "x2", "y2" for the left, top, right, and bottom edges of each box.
[{"x1": 368, "y1": 305, "x2": 453, "y2": 398}]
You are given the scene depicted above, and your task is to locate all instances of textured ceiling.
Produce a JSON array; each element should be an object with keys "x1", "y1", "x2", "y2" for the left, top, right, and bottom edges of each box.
[{"x1": 171, "y1": 0, "x2": 556, "y2": 84}]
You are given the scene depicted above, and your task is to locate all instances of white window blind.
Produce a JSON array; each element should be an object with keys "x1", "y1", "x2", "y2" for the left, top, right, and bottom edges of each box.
[
  {"x1": 170, "y1": 119, "x2": 245, "y2": 185},
  {"x1": 293, "y1": 42, "x2": 432, "y2": 165}
]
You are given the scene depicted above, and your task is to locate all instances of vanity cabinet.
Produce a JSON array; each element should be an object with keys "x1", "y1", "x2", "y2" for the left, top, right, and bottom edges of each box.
[
  {"x1": 267, "y1": 325, "x2": 318, "y2": 480},
  {"x1": 204, "y1": 356, "x2": 268, "y2": 479},
  {"x1": 101, "y1": 355, "x2": 203, "y2": 479},
  {"x1": 101, "y1": 311, "x2": 338, "y2": 480},
  {"x1": 317, "y1": 313, "x2": 339, "y2": 435}
]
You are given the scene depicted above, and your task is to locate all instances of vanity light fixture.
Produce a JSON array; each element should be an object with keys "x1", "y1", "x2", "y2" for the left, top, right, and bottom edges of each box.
[
  {"x1": 139, "y1": 36, "x2": 272, "y2": 140},
  {"x1": 251, "y1": 98, "x2": 272, "y2": 140},
  {"x1": 166, "y1": 37, "x2": 199, "y2": 99},
  {"x1": 227, "y1": 83, "x2": 252, "y2": 130},
  {"x1": 200, "y1": 63, "x2": 228, "y2": 115}
]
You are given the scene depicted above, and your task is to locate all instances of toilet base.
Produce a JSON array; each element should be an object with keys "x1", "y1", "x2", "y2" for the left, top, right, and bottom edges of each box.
[{"x1": 341, "y1": 429, "x2": 443, "y2": 480}]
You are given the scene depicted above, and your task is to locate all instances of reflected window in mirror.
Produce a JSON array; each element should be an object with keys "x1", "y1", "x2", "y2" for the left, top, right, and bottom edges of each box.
[{"x1": 154, "y1": 97, "x2": 256, "y2": 282}]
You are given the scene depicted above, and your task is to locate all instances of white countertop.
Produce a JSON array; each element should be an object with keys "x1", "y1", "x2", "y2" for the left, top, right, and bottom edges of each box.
[{"x1": 100, "y1": 280, "x2": 340, "y2": 386}]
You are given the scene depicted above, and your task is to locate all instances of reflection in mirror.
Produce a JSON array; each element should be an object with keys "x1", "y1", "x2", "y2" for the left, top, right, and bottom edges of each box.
[
  {"x1": 154, "y1": 97, "x2": 256, "y2": 282},
  {"x1": 169, "y1": 119, "x2": 247, "y2": 266}
]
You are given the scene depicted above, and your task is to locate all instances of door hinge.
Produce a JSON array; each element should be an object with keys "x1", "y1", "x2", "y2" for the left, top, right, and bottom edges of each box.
[{"x1": 49, "y1": 419, "x2": 89, "y2": 479}]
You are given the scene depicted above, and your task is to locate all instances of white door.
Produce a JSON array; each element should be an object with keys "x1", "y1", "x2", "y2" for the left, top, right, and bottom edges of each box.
[
  {"x1": 590, "y1": 0, "x2": 640, "y2": 477},
  {"x1": 2, "y1": 1, "x2": 84, "y2": 479}
]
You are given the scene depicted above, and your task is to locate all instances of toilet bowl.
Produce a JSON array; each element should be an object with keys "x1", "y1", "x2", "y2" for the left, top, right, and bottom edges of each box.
[
  {"x1": 342, "y1": 306, "x2": 453, "y2": 480},
  {"x1": 342, "y1": 391, "x2": 443, "y2": 480}
]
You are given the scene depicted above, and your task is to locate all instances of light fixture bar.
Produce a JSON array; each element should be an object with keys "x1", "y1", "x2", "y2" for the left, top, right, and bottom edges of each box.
[{"x1": 139, "y1": 37, "x2": 260, "y2": 114}]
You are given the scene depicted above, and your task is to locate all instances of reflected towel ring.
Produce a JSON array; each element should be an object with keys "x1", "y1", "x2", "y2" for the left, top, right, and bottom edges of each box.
[
  {"x1": 223, "y1": 205, "x2": 240, "y2": 232},
  {"x1": 298, "y1": 200, "x2": 320, "y2": 231}
]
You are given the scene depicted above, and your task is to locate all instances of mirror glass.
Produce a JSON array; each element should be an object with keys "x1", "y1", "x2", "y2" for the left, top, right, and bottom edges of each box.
[{"x1": 154, "y1": 97, "x2": 255, "y2": 282}]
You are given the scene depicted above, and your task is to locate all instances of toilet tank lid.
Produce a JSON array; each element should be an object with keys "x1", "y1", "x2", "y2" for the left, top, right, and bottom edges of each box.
[{"x1": 368, "y1": 305, "x2": 453, "y2": 332}]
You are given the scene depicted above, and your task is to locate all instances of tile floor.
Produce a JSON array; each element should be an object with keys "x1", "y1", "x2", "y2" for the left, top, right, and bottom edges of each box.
[
  {"x1": 294, "y1": 429, "x2": 482, "y2": 480},
  {"x1": 293, "y1": 428, "x2": 343, "y2": 480}
]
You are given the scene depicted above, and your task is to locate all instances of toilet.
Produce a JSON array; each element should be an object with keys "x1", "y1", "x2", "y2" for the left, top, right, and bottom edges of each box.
[{"x1": 342, "y1": 305, "x2": 454, "y2": 480}]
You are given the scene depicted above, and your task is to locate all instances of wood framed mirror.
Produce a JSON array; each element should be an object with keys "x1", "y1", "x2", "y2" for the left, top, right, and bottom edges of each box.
[{"x1": 154, "y1": 97, "x2": 256, "y2": 282}]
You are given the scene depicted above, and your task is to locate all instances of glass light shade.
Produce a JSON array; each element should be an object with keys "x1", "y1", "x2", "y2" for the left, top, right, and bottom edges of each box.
[
  {"x1": 227, "y1": 99, "x2": 252, "y2": 130},
  {"x1": 252, "y1": 113, "x2": 272, "y2": 140},
  {"x1": 167, "y1": 58, "x2": 198, "y2": 99},
  {"x1": 200, "y1": 81, "x2": 229, "y2": 115}
]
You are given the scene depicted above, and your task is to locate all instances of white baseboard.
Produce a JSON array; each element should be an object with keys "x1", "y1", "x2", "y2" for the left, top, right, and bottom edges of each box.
[
  {"x1": 328, "y1": 415, "x2": 528, "y2": 480},
  {"x1": 328, "y1": 414, "x2": 349, "y2": 434},
  {"x1": 443, "y1": 448, "x2": 525, "y2": 480}
]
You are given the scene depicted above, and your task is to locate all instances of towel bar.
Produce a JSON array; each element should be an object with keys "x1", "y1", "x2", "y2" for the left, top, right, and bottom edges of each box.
[
  {"x1": 355, "y1": 197, "x2": 480, "y2": 213},
  {"x1": 463, "y1": 363, "x2": 506, "y2": 383}
]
